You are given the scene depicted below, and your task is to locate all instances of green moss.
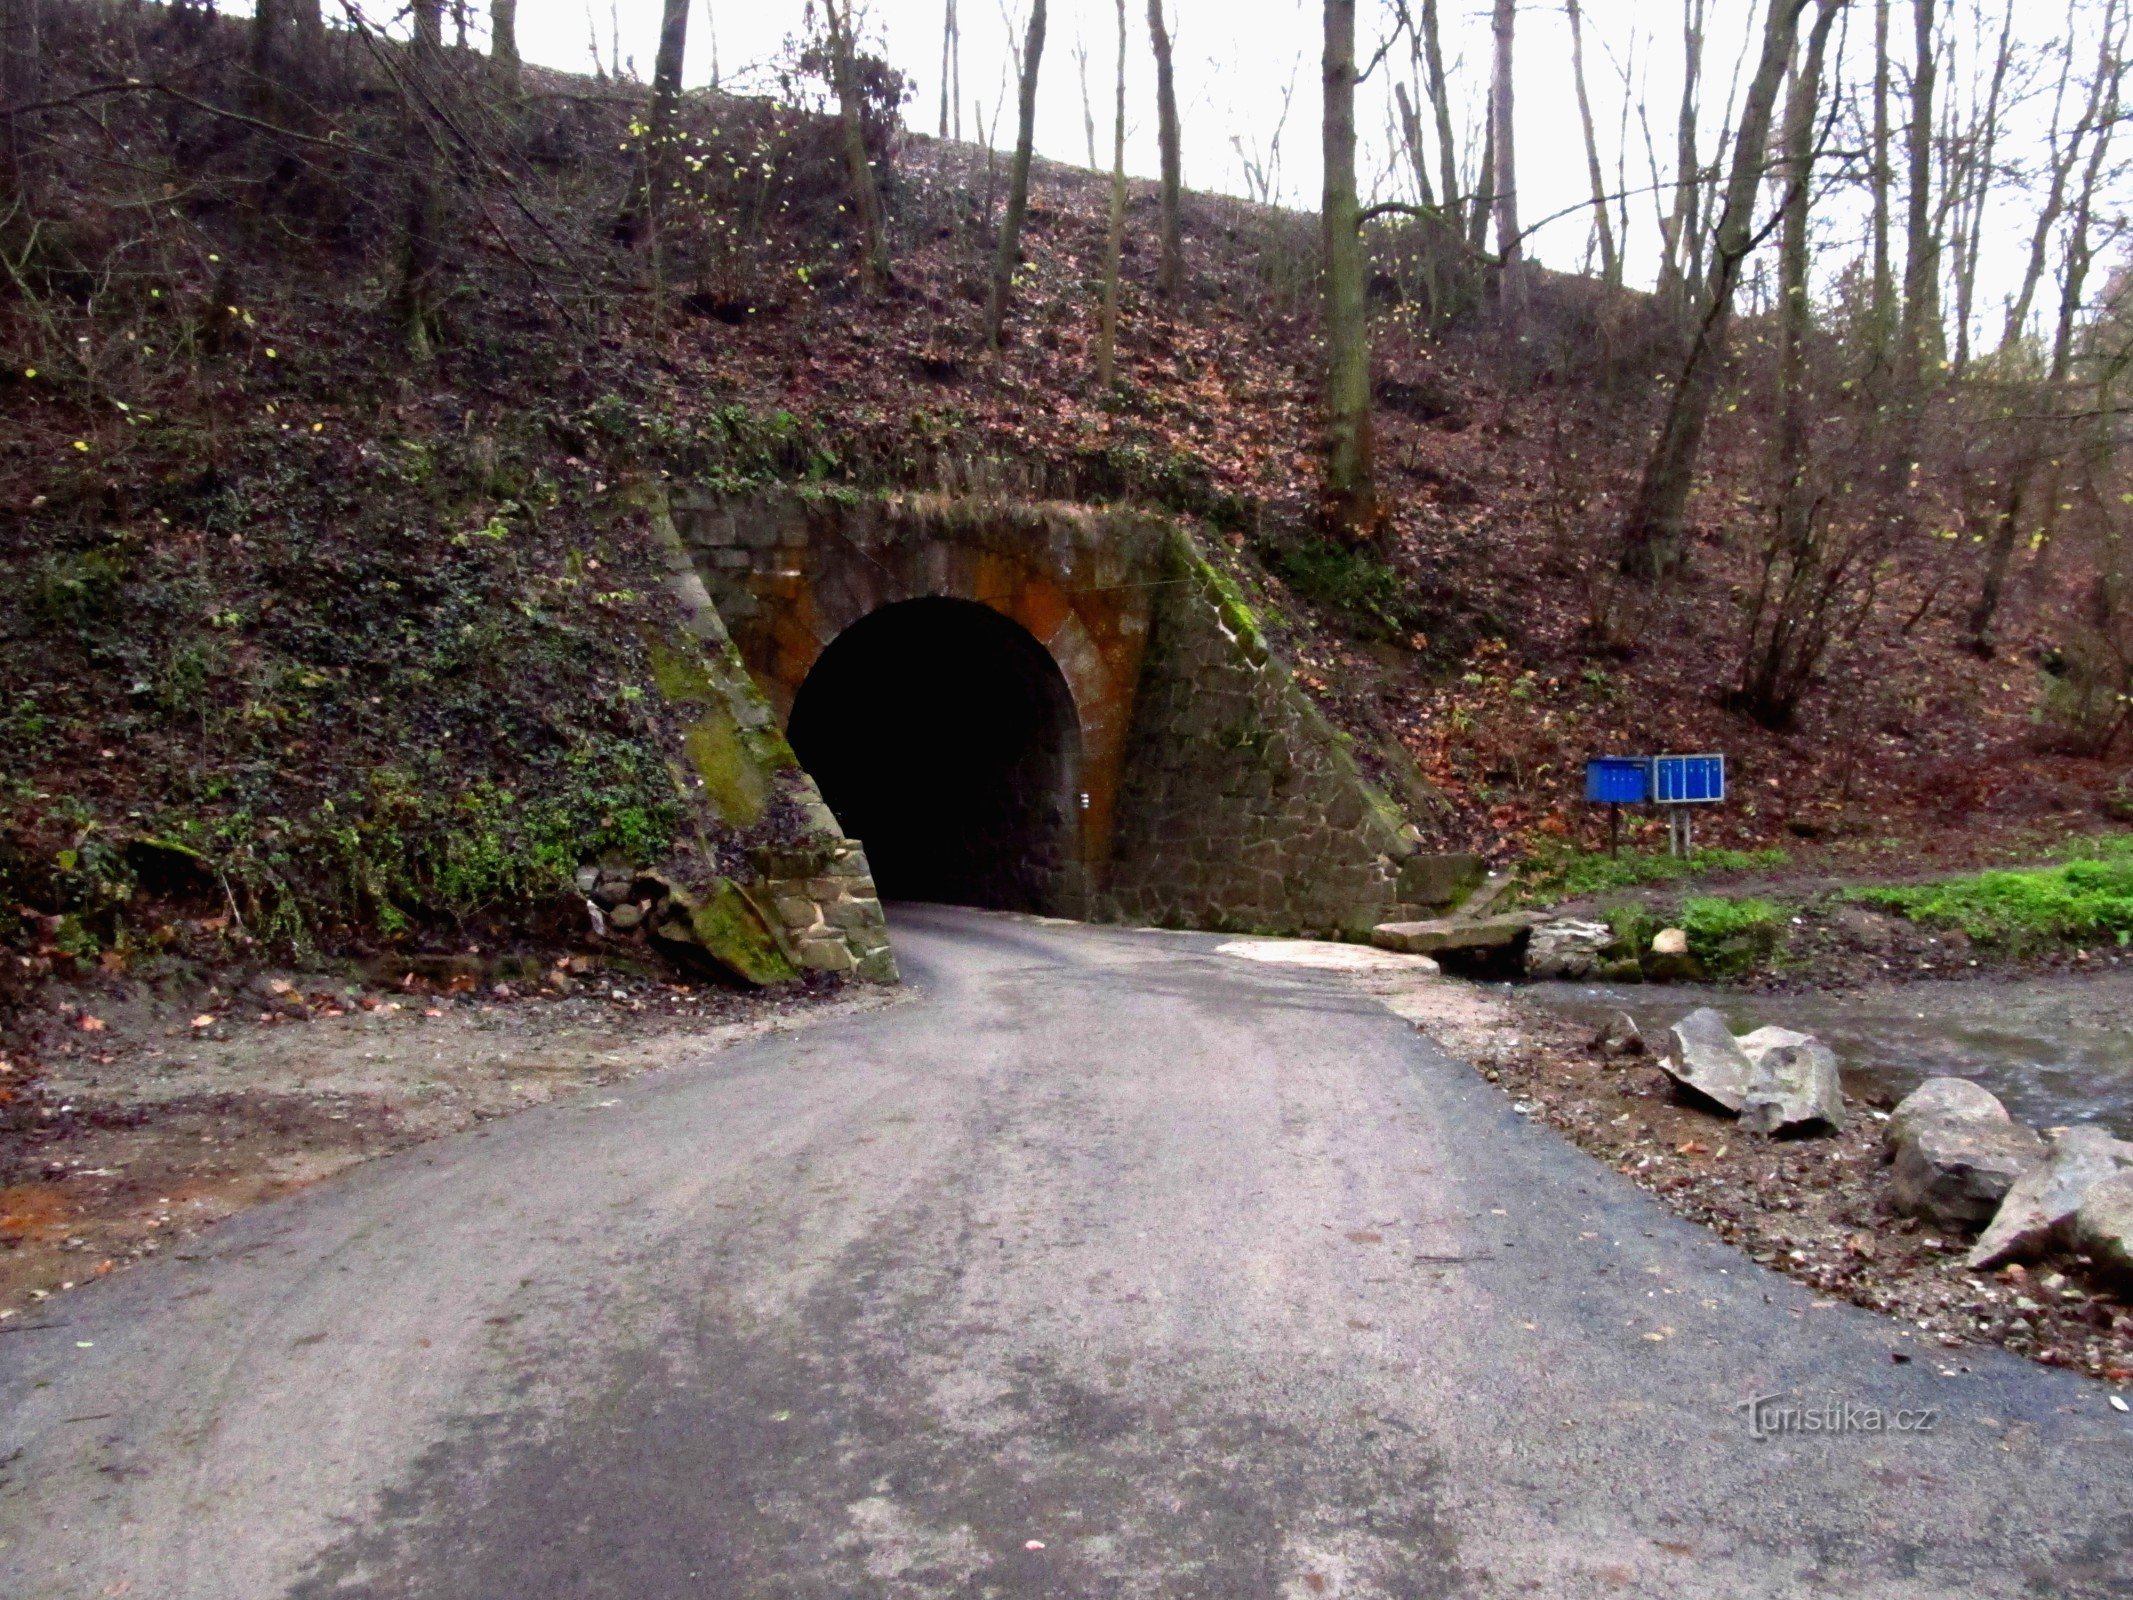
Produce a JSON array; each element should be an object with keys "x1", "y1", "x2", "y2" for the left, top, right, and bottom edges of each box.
[{"x1": 673, "y1": 878, "x2": 798, "y2": 985}]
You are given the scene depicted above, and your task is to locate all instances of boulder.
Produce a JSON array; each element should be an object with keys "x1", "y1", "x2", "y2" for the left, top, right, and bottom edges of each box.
[
  {"x1": 1595, "y1": 1011, "x2": 1645, "y2": 1058},
  {"x1": 1371, "y1": 913, "x2": 1538, "y2": 956},
  {"x1": 1660, "y1": 1008, "x2": 1756, "y2": 1113},
  {"x1": 1650, "y1": 928, "x2": 1689, "y2": 956},
  {"x1": 1885, "y1": 1077, "x2": 2011, "y2": 1156},
  {"x1": 1885, "y1": 1079, "x2": 2044, "y2": 1228},
  {"x1": 1967, "y1": 1124, "x2": 2133, "y2": 1269},
  {"x1": 2070, "y1": 1171, "x2": 2133, "y2": 1288},
  {"x1": 1735, "y1": 1026, "x2": 1845, "y2": 1136},
  {"x1": 1524, "y1": 919, "x2": 1616, "y2": 979}
]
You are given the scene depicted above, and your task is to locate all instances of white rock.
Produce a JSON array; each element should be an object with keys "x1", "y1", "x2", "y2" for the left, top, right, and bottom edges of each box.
[
  {"x1": 1660, "y1": 1008, "x2": 1755, "y2": 1113},
  {"x1": 1737, "y1": 1028, "x2": 1845, "y2": 1136},
  {"x1": 1651, "y1": 927, "x2": 1688, "y2": 956},
  {"x1": 1524, "y1": 919, "x2": 1615, "y2": 980}
]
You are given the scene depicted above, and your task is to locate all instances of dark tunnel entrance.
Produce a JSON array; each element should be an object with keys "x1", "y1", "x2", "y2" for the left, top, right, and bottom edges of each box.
[{"x1": 787, "y1": 598, "x2": 1085, "y2": 916}]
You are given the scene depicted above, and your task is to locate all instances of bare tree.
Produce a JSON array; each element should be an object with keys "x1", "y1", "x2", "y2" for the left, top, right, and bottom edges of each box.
[
  {"x1": 1393, "y1": 82, "x2": 1435, "y2": 207},
  {"x1": 1321, "y1": 0, "x2": 1379, "y2": 542},
  {"x1": 986, "y1": 0, "x2": 1047, "y2": 346},
  {"x1": 1619, "y1": 0, "x2": 1811, "y2": 578},
  {"x1": 1566, "y1": 0, "x2": 1619, "y2": 287},
  {"x1": 1970, "y1": 0, "x2": 2127, "y2": 649},
  {"x1": 1948, "y1": 0, "x2": 2013, "y2": 374},
  {"x1": 1417, "y1": 0, "x2": 1461, "y2": 220},
  {"x1": 1098, "y1": 0, "x2": 1127, "y2": 387},
  {"x1": 2000, "y1": 1, "x2": 2087, "y2": 353},
  {"x1": 1869, "y1": 0, "x2": 1894, "y2": 353},
  {"x1": 940, "y1": 0, "x2": 959, "y2": 139},
  {"x1": 1736, "y1": 0, "x2": 1847, "y2": 723},
  {"x1": 489, "y1": 0, "x2": 520, "y2": 89},
  {"x1": 1898, "y1": 0, "x2": 1943, "y2": 395},
  {"x1": 1147, "y1": 0, "x2": 1182, "y2": 296},
  {"x1": 823, "y1": 0, "x2": 893, "y2": 293},
  {"x1": 1489, "y1": 0, "x2": 1519, "y2": 273},
  {"x1": 1074, "y1": 28, "x2": 1097, "y2": 167},
  {"x1": 1658, "y1": 0, "x2": 1707, "y2": 315}
]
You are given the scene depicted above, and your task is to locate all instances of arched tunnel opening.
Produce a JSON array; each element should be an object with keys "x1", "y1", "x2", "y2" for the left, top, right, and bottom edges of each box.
[{"x1": 787, "y1": 597, "x2": 1085, "y2": 916}]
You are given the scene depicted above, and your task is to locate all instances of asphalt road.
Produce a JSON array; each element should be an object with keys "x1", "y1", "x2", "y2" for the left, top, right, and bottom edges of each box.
[{"x1": 3, "y1": 906, "x2": 2130, "y2": 1598}]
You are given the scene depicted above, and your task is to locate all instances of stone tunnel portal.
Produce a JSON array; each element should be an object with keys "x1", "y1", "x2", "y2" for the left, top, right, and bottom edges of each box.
[{"x1": 787, "y1": 598, "x2": 1086, "y2": 917}]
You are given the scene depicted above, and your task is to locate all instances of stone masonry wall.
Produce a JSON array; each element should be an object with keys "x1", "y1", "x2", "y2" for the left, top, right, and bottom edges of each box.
[
  {"x1": 638, "y1": 485, "x2": 897, "y2": 984},
  {"x1": 1101, "y1": 526, "x2": 1466, "y2": 939}
]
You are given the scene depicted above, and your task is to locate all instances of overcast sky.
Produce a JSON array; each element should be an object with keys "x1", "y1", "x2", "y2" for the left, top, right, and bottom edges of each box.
[{"x1": 483, "y1": 1, "x2": 2115, "y2": 337}]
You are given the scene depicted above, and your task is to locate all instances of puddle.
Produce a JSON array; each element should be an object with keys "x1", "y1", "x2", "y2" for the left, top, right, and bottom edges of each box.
[{"x1": 1523, "y1": 971, "x2": 2133, "y2": 1136}]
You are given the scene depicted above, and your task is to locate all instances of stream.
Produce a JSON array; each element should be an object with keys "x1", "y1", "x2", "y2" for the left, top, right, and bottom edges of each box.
[{"x1": 1522, "y1": 970, "x2": 2133, "y2": 1137}]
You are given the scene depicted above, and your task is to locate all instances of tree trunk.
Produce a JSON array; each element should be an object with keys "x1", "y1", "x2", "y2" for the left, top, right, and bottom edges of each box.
[
  {"x1": 1467, "y1": 87, "x2": 1496, "y2": 254},
  {"x1": 1320, "y1": 0, "x2": 1379, "y2": 543},
  {"x1": 1898, "y1": 0, "x2": 1941, "y2": 395},
  {"x1": 1392, "y1": 82, "x2": 1435, "y2": 208},
  {"x1": 393, "y1": 15, "x2": 445, "y2": 363},
  {"x1": 1075, "y1": 33, "x2": 1097, "y2": 168},
  {"x1": 1418, "y1": 0, "x2": 1461, "y2": 220},
  {"x1": 1868, "y1": 0, "x2": 1893, "y2": 358},
  {"x1": 986, "y1": 0, "x2": 1047, "y2": 347},
  {"x1": 1950, "y1": 1, "x2": 2013, "y2": 374},
  {"x1": 1619, "y1": 0, "x2": 1809, "y2": 579},
  {"x1": 615, "y1": 0, "x2": 690, "y2": 258},
  {"x1": 1489, "y1": 0, "x2": 1518, "y2": 266},
  {"x1": 1147, "y1": 0, "x2": 1182, "y2": 296},
  {"x1": 1659, "y1": 0, "x2": 1706, "y2": 317},
  {"x1": 1773, "y1": 1, "x2": 1841, "y2": 547},
  {"x1": 490, "y1": 0, "x2": 520, "y2": 88},
  {"x1": 2, "y1": 0, "x2": 41, "y2": 205},
  {"x1": 1098, "y1": 0, "x2": 1127, "y2": 388},
  {"x1": 824, "y1": 0, "x2": 892, "y2": 294},
  {"x1": 1565, "y1": 0, "x2": 1618, "y2": 287},
  {"x1": 939, "y1": 0, "x2": 955, "y2": 138}
]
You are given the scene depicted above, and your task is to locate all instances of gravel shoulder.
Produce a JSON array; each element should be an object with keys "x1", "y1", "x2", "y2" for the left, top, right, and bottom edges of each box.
[
  {"x1": 0, "y1": 963, "x2": 894, "y2": 1323},
  {"x1": 1415, "y1": 981, "x2": 2133, "y2": 1384}
]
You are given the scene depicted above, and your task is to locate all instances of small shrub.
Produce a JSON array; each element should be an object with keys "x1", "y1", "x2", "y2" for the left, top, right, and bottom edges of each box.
[{"x1": 1680, "y1": 895, "x2": 1785, "y2": 975}]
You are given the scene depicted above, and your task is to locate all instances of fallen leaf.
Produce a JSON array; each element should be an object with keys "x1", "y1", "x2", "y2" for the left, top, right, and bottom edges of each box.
[
  {"x1": 2111, "y1": 1395, "x2": 2128, "y2": 1413},
  {"x1": 1024, "y1": 1540, "x2": 1046, "y2": 1552},
  {"x1": 78, "y1": 1015, "x2": 106, "y2": 1033},
  {"x1": 191, "y1": 1014, "x2": 217, "y2": 1029},
  {"x1": 1345, "y1": 1230, "x2": 1384, "y2": 1244}
]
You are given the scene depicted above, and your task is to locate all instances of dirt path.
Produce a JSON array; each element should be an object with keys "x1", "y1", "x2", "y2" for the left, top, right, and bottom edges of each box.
[{"x1": 0, "y1": 965, "x2": 894, "y2": 1322}]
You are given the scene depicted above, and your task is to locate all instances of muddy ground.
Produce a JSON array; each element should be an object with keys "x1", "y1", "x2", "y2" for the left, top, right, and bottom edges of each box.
[
  {"x1": 1413, "y1": 983, "x2": 2133, "y2": 1384},
  {"x1": 0, "y1": 960, "x2": 892, "y2": 1324}
]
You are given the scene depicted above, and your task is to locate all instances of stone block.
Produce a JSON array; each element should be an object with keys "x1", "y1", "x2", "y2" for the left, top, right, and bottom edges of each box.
[
  {"x1": 1371, "y1": 913, "x2": 1537, "y2": 955},
  {"x1": 796, "y1": 936, "x2": 856, "y2": 973},
  {"x1": 1396, "y1": 852, "x2": 1486, "y2": 909},
  {"x1": 824, "y1": 896, "x2": 884, "y2": 931}
]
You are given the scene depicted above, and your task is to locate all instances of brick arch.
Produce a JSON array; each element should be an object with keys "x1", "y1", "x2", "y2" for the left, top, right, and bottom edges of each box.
[{"x1": 675, "y1": 492, "x2": 1166, "y2": 890}]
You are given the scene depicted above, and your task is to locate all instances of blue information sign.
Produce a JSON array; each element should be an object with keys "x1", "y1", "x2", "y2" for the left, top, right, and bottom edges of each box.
[
  {"x1": 1584, "y1": 757, "x2": 1651, "y2": 805},
  {"x1": 1652, "y1": 753, "x2": 1725, "y2": 805}
]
